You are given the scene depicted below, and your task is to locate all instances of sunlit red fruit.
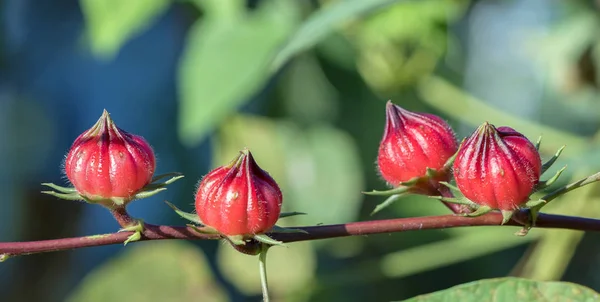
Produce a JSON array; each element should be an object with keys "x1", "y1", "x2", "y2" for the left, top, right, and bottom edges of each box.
[
  {"x1": 453, "y1": 123, "x2": 542, "y2": 210},
  {"x1": 64, "y1": 109, "x2": 156, "y2": 205},
  {"x1": 377, "y1": 101, "x2": 458, "y2": 191},
  {"x1": 195, "y1": 149, "x2": 283, "y2": 236}
]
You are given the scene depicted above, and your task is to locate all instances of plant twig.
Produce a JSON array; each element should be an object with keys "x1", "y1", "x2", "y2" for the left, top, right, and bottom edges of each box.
[{"x1": 2, "y1": 211, "x2": 600, "y2": 259}]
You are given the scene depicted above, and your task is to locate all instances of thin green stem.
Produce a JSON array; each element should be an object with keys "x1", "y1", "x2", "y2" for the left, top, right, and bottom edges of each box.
[{"x1": 259, "y1": 244, "x2": 271, "y2": 302}]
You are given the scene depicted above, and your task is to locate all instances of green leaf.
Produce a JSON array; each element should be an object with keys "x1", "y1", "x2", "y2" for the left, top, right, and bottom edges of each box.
[
  {"x1": 402, "y1": 277, "x2": 599, "y2": 301},
  {"x1": 271, "y1": 0, "x2": 406, "y2": 71},
  {"x1": 80, "y1": 0, "x2": 170, "y2": 58},
  {"x1": 66, "y1": 241, "x2": 226, "y2": 302},
  {"x1": 178, "y1": 0, "x2": 299, "y2": 146}
]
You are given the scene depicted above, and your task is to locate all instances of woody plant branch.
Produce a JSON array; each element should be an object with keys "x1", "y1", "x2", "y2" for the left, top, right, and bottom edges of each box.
[{"x1": 2, "y1": 171, "x2": 600, "y2": 260}]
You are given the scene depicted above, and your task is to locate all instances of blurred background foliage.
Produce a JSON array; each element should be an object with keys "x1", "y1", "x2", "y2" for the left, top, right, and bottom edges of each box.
[{"x1": 1, "y1": 0, "x2": 600, "y2": 301}]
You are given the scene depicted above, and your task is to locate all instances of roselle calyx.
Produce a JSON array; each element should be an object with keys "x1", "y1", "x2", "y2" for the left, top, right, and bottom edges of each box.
[
  {"x1": 42, "y1": 110, "x2": 183, "y2": 208},
  {"x1": 366, "y1": 101, "x2": 459, "y2": 214},
  {"x1": 195, "y1": 149, "x2": 283, "y2": 244},
  {"x1": 376, "y1": 101, "x2": 458, "y2": 193},
  {"x1": 452, "y1": 122, "x2": 542, "y2": 223}
]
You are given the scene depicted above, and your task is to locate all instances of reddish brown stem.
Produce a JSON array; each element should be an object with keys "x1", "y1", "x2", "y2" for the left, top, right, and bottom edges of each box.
[
  {"x1": 109, "y1": 206, "x2": 138, "y2": 228},
  {"x1": 2, "y1": 211, "x2": 600, "y2": 259}
]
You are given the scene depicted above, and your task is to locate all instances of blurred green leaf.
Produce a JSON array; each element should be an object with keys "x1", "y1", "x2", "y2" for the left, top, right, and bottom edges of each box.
[
  {"x1": 352, "y1": 0, "x2": 467, "y2": 92},
  {"x1": 217, "y1": 241, "x2": 316, "y2": 298},
  {"x1": 403, "y1": 277, "x2": 599, "y2": 301},
  {"x1": 279, "y1": 54, "x2": 339, "y2": 124},
  {"x1": 279, "y1": 125, "x2": 364, "y2": 225},
  {"x1": 178, "y1": 0, "x2": 299, "y2": 146},
  {"x1": 356, "y1": 0, "x2": 464, "y2": 47},
  {"x1": 80, "y1": 0, "x2": 170, "y2": 58},
  {"x1": 271, "y1": 0, "x2": 406, "y2": 71},
  {"x1": 66, "y1": 242, "x2": 226, "y2": 302}
]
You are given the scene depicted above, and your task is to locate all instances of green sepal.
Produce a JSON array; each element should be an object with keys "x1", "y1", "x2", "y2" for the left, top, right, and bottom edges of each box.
[
  {"x1": 41, "y1": 183, "x2": 77, "y2": 193},
  {"x1": 225, "y1": 235, "x2": 246, "y2": 246},
  {"x1": 41, "y1": 191, "x2": 83, "y2": 201},
  {"x1": 429, "y1": 195, "x2": 478, "y2": 207},
  {"x1": 151, "y1": 172, "x2": 184, "y2": 184},
  {"x1": 425, "y1": 167, "x2": 437, "y2": 178},
  {"x1": 41, "y1": 172, "x2": 184, "y2": 205},
  {"x1": 438, "y1": 181, "x2": 462, "y2": 195},
  {"x1": 279, "y1": 212, "x2": 307, "y2": 219},
  {"x1": 164, "y1": 201, "x2": 202, "y2": 225},
  {"x1": 363, "y1": 186, "x2": 410, "y2": 196},
  {"x1": 269, "y1": 225, "x2": 308, "y2": 234},
  {"x1": 118, "y1": 219, "x2": 144, "y2": 246},
  {"x1": 524, "y1": 199, "x2": 546, "y2": 208},
  {"x1": 187, "y1": 224, "x2": 217, "y2": 235},
  {"x1": 0, "y1": 254, "x2": 10, "y2": 262},
  {"x1": 442, "y1": 148, "x2": 460, "y2": 170},
  {"x1": 131, "y1": 188, "x2": 167, "y2": 200},
  {"x1": 463, "y1": 205, "x2": 492, "y2": 217},
  {"x1": 541, "y1": 145, "x2": 565, "y2": 175},
  {"x1": 370, "y1": 194, "x2": 404, "y2": 215},
  {"x1": 536, "y1": 166, "x2": 567, "y2": 190},
  {"x1": 254, "y1": 234, "x2": 286, "y2": 247},
  {"x1": 141, "y1": 176, "x2": 185, "y2": 191},
  {"x1": 123, "y1": 232, "x2": 141, "y2": 246},
  {"x1": 500, "y1": 210, "x2": 514, "y2": 225},
  {"x1": 534, "y1": 136, "x2": 542, "y2": 151}
]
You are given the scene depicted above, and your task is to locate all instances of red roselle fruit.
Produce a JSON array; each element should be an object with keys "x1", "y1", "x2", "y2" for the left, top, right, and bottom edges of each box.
[
  {"x1": 195, "y1": 149, "x2": 283, "y2": 237},
  {"x1": 377, "y1": 101, "x2": 458, "y2": 194},
  {"x1": 64, "y1": 109, "x2": 156, "y2": 206},
  {"x1": 453, "y1": 122, "x2": 542, "y2": 212}
]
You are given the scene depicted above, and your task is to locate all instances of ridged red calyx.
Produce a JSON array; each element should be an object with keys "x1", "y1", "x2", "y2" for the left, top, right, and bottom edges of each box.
[
  {"x1": 195, "y1": 149, "x2": 283, "y2": 237},
  {"x1": 377, "y1": 100, "x2": 458, "y2": 194},
  {"x1": 453, "y1": 122, "x2": 542, "y2": 211},
  {"x1": 63, "y1": 109, "x2": 156, "y2": 206}
]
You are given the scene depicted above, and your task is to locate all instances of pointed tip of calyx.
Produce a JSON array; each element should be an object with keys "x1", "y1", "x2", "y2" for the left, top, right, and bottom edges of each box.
[
  {"x1": 384, "y1": 100, "x2": 405, "y2": 130},
  {"x1": 227, "y1": 148, "x2": 252, "y2": 170},
  {"x1": 99, "y1": 109, "x2": 114, "y2": 125},
  {"x1": 477, "y1": 121, "x2": 495, "y2": 134},
  {"x1": 85, "y1": 108, "x2": 117, "y2": 138}
]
